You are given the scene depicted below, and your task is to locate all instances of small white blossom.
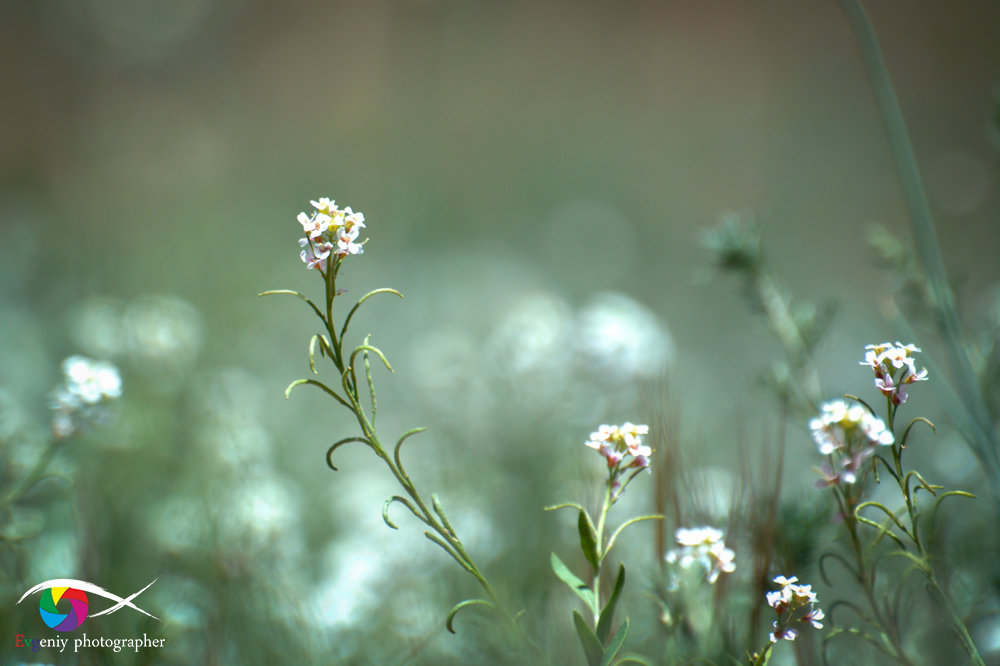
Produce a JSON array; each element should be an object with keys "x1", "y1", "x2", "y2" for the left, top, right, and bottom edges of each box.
[
  {"x1": 335, "y1": 225, "x2": 363, "y2": 256},
  {"x1": 50, "y1": 356, "x2": 122, "y2": 438},
  {"x1": 810, "y1": 399, "x2": 893, "y2": 486},
  {"x1": 766, "y1": 574, "x2": 822, "y2": 643},
  {"x1": 298, "y1": 212, "x2": 332, "y2": 240},
  {"x1": 666, "y1": 526, "x2": 735, "y2": 584},
  {"x1": 860, "y1": 342, "x2": 928, "y2": 405}
]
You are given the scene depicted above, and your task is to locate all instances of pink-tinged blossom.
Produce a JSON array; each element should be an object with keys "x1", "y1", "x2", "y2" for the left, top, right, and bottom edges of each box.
[
  {"x1": 299, "y1": 238, "x2": 333, "y2": 270},
  {"x1": 765, "y1": 574, "x2": 822, "y2": 643},
  {"x1": 335, "y1": 225, "x2": 363, "y2": 256},
  {"x1": 810, "y1": 399, "x2": 892, "y2": 487},
  {"x1": 584, "y1": 421, "x2": 652, "y2": 499},
  {"x1": 294, "y1": 197, "x2": 368, "y2": 264},
  {"x1": 859, "y1": 341, "x2": 929, "y2": 404},
  {"x1": 298, "y1": 211, "x2": 332, "y2": 239}
]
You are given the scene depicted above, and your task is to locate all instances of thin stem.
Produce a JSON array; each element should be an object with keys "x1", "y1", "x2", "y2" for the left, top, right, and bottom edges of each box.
[
  {"x1": 592, "y1": 482, "x2": 614, "y2": 626},
  {"x1": 0, "y1": 438, "x2": 65, "y2": 513},
  {"x1": 836, "y1": 486, "x2": 914, "y2": 666}
]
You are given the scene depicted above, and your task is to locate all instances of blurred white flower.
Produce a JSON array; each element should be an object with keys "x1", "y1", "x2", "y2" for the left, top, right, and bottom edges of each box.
[
  {"x1": 666, "y1": 526, "x2": 735, "y2": 584},
  {"x1": 50, "y1": 355, "x2": 121, "y2": 438}
]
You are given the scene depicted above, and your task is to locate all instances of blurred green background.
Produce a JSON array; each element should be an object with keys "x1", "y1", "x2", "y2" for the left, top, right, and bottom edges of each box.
[{"x1": 2, "y1": 0, "x2": 1000, "y2": 663}]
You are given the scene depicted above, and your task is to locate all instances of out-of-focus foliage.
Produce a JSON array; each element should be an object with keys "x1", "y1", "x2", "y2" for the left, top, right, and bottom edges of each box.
[{"x1": 2, "y1": 0, "x2": 1000, "y2": 664}]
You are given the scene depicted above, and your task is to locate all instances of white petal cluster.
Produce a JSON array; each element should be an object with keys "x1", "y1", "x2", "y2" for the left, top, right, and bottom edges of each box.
[
  {"x1": 50, "y1": 356, "x2": 122, "y2": 438},
  {"x1": 809, "y1": 399, "x2": 892, "y2": 487},
  {"x1": 766, "y1": 575, "x2": 824, "y2": 642},
  {"x1": 859, "y1": 341, "x2": 929, "y2": 405},
  {"x1": 665, "y1": 526, "x2": 736, "y2": 584},
  {"x1": 295, "y1": 198, "x2": 366, "y2": 270}
]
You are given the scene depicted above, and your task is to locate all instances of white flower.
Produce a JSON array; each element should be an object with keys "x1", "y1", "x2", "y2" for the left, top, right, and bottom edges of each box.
[
  {"x1": 668, "y1": 527, "x2": 735, "y2": 584},
  {"x1": 298, "y1": 211, "x2": 332, "y2": 240},
  {"x1": 770, "y1": 623, "x2": 798, "y2": 643},
  {"x1": 676, "y1": 526, "x2": 723, "y2": 547},
  {"x1": 344, "y1": 207, "x2": 365, "y2": 230},
  {"x1": 335, "y1": 225, "x2": 363, "y2": 256},
  {"x1": 310, "y1": 197, "x2": 337, "y2": 214},
  {"x1": 63, "y1": 356, "x2": 122, "y2": 404},
  {"x1": 299, "y1": 238, "x2": 332, "y2": 270}
]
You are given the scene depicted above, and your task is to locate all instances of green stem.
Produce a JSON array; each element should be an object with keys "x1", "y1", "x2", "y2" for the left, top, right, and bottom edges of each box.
[
  {"x1": 0, "y1": 438, "x2": 65, "y2": 514},
  {"x1": 837, "y1": 486, "x2": 914, "y2": 666},
  {"x1": 592, "y1": 481, "x2": 613, "y2": 626}
]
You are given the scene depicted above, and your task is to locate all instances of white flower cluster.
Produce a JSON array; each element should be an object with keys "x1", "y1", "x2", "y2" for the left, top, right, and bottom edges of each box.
[
  {"x1": 296, "y1": 197, "x2": 366, "y2": 270},
  {"x1": 766, "y1": 575, "x2": 823, "y2": 642},
  {"x1": 859, "y1": 341, "x2": 928, "y2": 405},
  {"x1": 585, "y1": 422, "x2": 650, "y2": 470},
  {"x1": 50, "y1": 356, "x2": 122, "y2": 438},
  {"x1": 665, "y1": 526, "x2": 736, "y2": 584},
  {"x1": 810, "y1": 399, "x2": 893, "y2": 487}
]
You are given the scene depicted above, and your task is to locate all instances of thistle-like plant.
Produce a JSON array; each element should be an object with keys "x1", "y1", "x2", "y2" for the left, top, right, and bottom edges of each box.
[
  {"x1": 815, "y1": 342, "x2": 983, "y2": 665},
  {"x1": 260, "y1": 197, "x2": 527, "y2": 640},
  {"x1": 546, "y1": 423, "x2": 662, "y2": 666}
]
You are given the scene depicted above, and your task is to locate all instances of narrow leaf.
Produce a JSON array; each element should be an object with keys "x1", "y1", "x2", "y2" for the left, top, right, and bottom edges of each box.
[
  {"x1": 578, "y1": 510, "x2": 599, "y2": 570},
  {"x1": 597, "y1": 564, "x2": 626, "y2": 642},
  {"x1": 613, "y1": 656, "x2": 654, "y2": 666},
  {"x1": 446, "y1": 598, "x2": 493, "y2": 634},
  {"x1": 603, "y1": 515, "x2": 664, "y2": 560},
  {"x1": 572, "y1": 610, "x2": 604, "y2": 666},
  {"x1": 340, "y1": 288, "x2": 404, "y2": 340},
  {"x1": 551, "y1": 552, "x2": 596, "y2": 612},
  {"x1": 326, "y1": 437, "x2": 372, "y2": 471},
  {"x1": 258, "y1": 289, "x2": 325, "y2": 321},
  {"x1": 600, "y1": 617, "x2": 630, "y2": 666}
]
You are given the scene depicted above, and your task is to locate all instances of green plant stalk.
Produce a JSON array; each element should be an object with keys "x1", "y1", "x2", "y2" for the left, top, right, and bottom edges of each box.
[
  {"x1": 0, "y1": 437, "x2": 65, "y2": 514},
  {"x1": 299, "y1": 256, "x2": 538, "y2": 646},
  {"x1": 833, "y1": 483, "x2": 914, "y2": 666},
  {"x1": 592, "y1": 482, "x2": 614, "y2": 627},
  {"x1": 835, "y1": 0, "x2": 1000, "y2": 488},
  {"x1": 884, "y1": 405, "x2": 985, "y2": 666}
]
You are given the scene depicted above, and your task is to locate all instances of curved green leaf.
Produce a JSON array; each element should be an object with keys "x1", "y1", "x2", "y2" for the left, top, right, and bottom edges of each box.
[
  {"x1": 597, "y1": 564, "x2": 625, "y2": 643},
  {"x1": 326, "y1": 437, "x2": 372, "y2": 471},
  {"x1": 578, "y1": 510, "x2": 599, "y2": 570},
  {"x1": 843, "y1": 393, "x2": 877, "y2": 417},
  {"x1": 573, "y1": 610, "x2": 604, "y2": 666},
  {"x1": 382, "y1": 495, "x2": 421, "y2": 529},
  {"x1": 856, "y1": 501, "x2": 911, "y2": 541},
  {"x1": 350, "y1": 344, "x2": 394, "y2": 374},
  {"x1": 258, "y1": 289, "x2": 325, "y2": 322},
  {"x1": 393, "y1": 427, "x2": 428, "y2": 472},
  {"x1": 340, "y1": 288, "x2": 404, "y2": 341},
  {"x1": 819, "y1": 551, "x2": 859, "y2": 585},
  {"x1": 445, "y1": 598, "x2": 494, "y2": 634},
  {"x1": 603, "y1": 515, "x2": 664, "y2": 560},
  {"x1": 899, "y1": 416, "x2": 935, "y2": 449},
  {"x1": 285, "y1": 378, "x2": 351, "y2": 409},
  {"x1": 613, "y1": 655, "x2": 654, "y2": 666},
  {"x1": 551, "y1": 552, "x2": 596, "y2": 613},
  {"x1": 600, "y1": 616, "x2": 629, "y2": 666},
  {"x1": 432, "y1": 493, "x2": 456, "y2": 536},
  {"x1": 544, "y1": 501, "x2": 589, "y2": 513}
]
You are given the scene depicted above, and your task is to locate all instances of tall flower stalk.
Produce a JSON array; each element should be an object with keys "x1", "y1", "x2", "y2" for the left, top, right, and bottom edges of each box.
[
  {"x1": 816, "y1": 343, "x2": 983, "y2": 665},
  {"x1": 547, "y1": 423, "x2": 662, "y2": 666},
  {"x1": 261, "y1": 198, "x2": 522, "y2": 638}
]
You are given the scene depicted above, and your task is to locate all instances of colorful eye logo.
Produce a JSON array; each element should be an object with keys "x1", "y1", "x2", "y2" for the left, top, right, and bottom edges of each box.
[
  {"x1": 39, "y1": 586, "x2": 89, "y2": 632},
  {"x1": 18, "y1": 578, "x2": 160, "y2": 631}
]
